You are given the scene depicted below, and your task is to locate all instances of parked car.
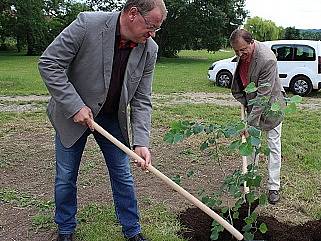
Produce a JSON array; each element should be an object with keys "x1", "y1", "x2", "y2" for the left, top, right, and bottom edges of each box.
[{"x1": 208, "y1": 40, "x2": 321, "y2": 96}]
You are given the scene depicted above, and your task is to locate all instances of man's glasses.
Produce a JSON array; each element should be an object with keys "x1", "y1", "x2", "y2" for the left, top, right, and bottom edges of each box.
[{"x1": 138, "y1": 10, "x2": 161, "y2": 32}]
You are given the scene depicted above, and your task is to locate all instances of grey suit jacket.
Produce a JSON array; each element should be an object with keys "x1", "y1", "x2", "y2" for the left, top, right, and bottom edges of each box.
[
  {"x1": 38, "y1": 11, "x2": 158, "y2": 148},
  {"x1": 231, "y1": 40, "x2": 285, "y2": 131}
]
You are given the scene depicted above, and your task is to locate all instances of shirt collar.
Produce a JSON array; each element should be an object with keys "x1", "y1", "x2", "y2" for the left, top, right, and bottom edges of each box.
[{"x1": 116, "y1": 14, "x2": 138, "y2": 49}]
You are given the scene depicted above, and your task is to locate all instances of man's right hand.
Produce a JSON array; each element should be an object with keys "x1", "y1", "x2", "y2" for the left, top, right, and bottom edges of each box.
[
  {"x1": 240, "y1": 130, "x2": 249, "y2": 139},
  {"x1": 73, "y1": 106, "x2": 94, "y2": 131}
]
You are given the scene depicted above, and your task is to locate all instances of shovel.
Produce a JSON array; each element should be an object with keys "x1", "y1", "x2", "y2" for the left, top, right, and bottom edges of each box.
[{"x1": 92, "y1": 121, "x2": 244, "y2": 241}]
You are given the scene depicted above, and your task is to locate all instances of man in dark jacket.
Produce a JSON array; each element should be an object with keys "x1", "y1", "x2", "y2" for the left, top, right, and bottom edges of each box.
[{"x1": 38, "y1": 0, "x2": 167, "y2": 240}]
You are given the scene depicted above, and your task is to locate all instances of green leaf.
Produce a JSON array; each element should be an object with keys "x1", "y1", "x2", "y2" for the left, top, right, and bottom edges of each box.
[
  {"x1": 233, "y1": 211, "x2": 239, "y2": 219},
  {"x1": 252, "y1": 175, "x2": 262, "y2": 187},
  {"x1": 290, "y1": 95, "x2": 303, "y2": 104},
  {"x1": 210, "y1": 230, "x2": 219, "y2": 240},
  {"x1": 246, "y1": 192, "x2": 255, "y2": 204},
  {"x1": 186, "y1": 170, "x2": 195, "y2": 177},
  {"x1": 221, "y1": 207, "x2": 229, "y2": 214},
  {"x1": 247, "y1": 174, "x2": 262, "y2": 187},
  {"x1": 259, "y1": 193, "x2": 268, "y2": 205},
  {"x1": 242, "y1": 224, "x2": 252, "y2": 232},
  {"x1": 229, "y1": 139, "x2": 241, "y2": 150},
  {"x1": 235, "y1": 121, "x2": 246, "y2": 131},
  {"x1": 247, "y1": 126, "x2": 261, "y2": 138},
  {"x1": 244, "y1": 82, "x2": 258, "y2": 93},
  {"x1": 250, "y1": 212, "x2": 257, "y2": 222},
  {"x1": 171, "y1": 175, "x2": 181, "y2": 185},
  {"x1": 240, "y1": 142, "x2": 253, "y2": 156},
  {"x1": 243, "y1": 231, "x2": 254, "y2": 241},
  {"x1": 200, "y1": 141, "x2": 209, "y2": 150},
  {"x1": 245, "y1": 216, "x2": 253, "y2": 225},
  {"x1": 234, "y1": 199, "x2": 243, "y2": 210},
  {"x1": 193, "y1": 124, "x2": 204, "y2": 134},
  {"x1": 173, "y1": 133, "x2": 184, "y2": 144},
  {"x1": 248, "y1": 98, "x2": 258, "y2": 106},
  {"x1": 222, "y1": 126, "x2": 238, "y2": 138},
  {"x1": 259, "y1": 223, "x2": 268, "y2": 233},
  {"x1": 271, "y1": 102, "x2": 281, "y2": 111},
  {"x1": 249, "y1": 136, "x2": 261, "y2": 147},
  {"x1": 163, "y1": 132, "x2": 174, "y2": 144}
]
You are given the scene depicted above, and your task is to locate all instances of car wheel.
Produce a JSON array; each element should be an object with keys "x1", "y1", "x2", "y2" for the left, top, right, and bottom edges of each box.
[
  {"x1": 290, "y1": 76, "x2": 312, "y2": 96},
  {"x1": 216, "y1": 70, "x2": 232, "y2": 88}
]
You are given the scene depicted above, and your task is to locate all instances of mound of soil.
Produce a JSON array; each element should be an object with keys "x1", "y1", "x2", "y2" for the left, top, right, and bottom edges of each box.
[{"x1": 179, "y1": 206, "x2": 321, "y2": 241}]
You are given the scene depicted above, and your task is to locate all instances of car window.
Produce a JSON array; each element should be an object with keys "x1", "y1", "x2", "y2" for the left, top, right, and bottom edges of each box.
[
  {"x1": 293, "y1": 45, "x2": 316, "y2": 61},
  {"x1": 271, "y1": 45, "x2": 293, "y2": 61},
  {"x1": 271, "y1": 44, "x2": 316, "y2": 61}
]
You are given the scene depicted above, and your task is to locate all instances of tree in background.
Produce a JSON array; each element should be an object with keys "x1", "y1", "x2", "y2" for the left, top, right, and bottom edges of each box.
[
  {"x1": 244, "y1": 16, "x2": 283, "y2": 41},
  {"x1": 0, "y1": 0, "x2": 16, "y2": 50},
  {"x1": 15, "y1": 0, "x2": 48, "y2": 55},
  {"x1": 43, "y1": 0, "x2": 90, "y2": 45},
  {"x1": 300, "y1": 30, "x2": 321, "y2": 41},
  {"x1": 283, "y1": 27, "x2": 301, "y2": 40},
  {"x1": 85, "y1": 0, "x2": 123, "y2": 11},
  {"x1": 155, "y1": 0, "x2": 247, "y2": 57},
  {"x1": 1, "y1": 0, "x2": 247, "y2": 56}
]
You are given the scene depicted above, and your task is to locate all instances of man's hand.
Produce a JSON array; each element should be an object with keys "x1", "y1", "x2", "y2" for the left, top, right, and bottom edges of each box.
[
  {"x1": 73, "y1": 106, "x2": 94, "y2": 131},
  {"x1": 240, "y1": 129, "x2": 249, "y2": 139},
  {"x1": 133, "y1": 146, "x2": 151, "y2": 171}
]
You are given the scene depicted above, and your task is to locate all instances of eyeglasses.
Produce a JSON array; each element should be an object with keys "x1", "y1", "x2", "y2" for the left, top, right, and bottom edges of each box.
[{"x1": 138, "y1": 10, "x2": 161, "y2": 32}]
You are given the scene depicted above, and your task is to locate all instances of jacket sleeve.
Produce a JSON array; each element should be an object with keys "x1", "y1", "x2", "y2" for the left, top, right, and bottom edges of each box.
[
  {"x1": 130, "y1": 48, "x2": 158, "y2": 147},
  {"x1": 38, "y1": 12, "x2": 87, "y2": 119},
  {"x1": 247, "y1": 59, "x2": 277, "y2": 127}
]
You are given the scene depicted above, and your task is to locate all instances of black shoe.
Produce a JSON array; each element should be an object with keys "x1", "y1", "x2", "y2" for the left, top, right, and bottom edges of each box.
[
  {"x1": 127, "y1": 233, "x2": 149, "y2": 241},
  {"x1": 268, "y1": 190, "x2": 280, "y2": 204},
  {"x1": 56, "y1": 233, "x2": 74, "y2": 241}
]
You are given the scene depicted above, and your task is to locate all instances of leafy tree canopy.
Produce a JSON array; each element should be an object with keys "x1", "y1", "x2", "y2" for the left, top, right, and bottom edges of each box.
[
  {"x1": 1, "y1": 0, "x2": 247, "y2": 56},
  {"x1": 244, "y1": 16, "x2": 283, "y2": 41}
]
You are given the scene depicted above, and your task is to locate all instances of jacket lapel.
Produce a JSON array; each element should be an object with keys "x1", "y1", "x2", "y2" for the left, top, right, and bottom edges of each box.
[
  {"x1": 102, "y1": 13, "x2": 119, "y2": 89},
  {"x1": 126, "y1": 44, "x2": 145, "y2": 77},
  {"x1": 248, "y1": 41, "x2": 259, "y2": 84}
]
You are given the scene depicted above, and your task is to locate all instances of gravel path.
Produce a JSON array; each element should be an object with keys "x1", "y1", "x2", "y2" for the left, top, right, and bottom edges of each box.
[{"x1": 0, "y1": 93, "x2": 320, "y2": 112}]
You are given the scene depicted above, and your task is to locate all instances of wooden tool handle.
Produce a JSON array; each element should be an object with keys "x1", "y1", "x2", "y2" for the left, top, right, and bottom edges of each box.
[
  {"x1": 241, "y1": 105, "x2": 249, "y2": 193},
  {"x1": 92, "y1": 121, "x2": 243, "y2": 240}
]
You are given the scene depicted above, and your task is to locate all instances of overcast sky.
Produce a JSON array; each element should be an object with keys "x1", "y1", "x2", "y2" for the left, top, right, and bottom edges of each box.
[{"x1": 245, "y1": 0, "x2": 321, "y2": 29}]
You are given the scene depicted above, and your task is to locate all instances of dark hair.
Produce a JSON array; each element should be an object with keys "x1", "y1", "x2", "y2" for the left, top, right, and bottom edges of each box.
[
  {"x1": 123, "y1": 0, "x2": 167, "y2": 18},
  {"x1": 229, "y1": 29, "x2": 254, "y2": 44}
]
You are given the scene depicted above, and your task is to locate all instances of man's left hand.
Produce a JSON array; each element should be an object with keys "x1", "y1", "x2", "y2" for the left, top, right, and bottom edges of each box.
[{"x1": 133, "y1": 146, "x2": 151, "y2": 171}]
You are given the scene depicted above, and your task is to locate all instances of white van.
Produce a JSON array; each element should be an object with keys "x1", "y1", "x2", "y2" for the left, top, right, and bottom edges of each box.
[{"x1": 208, "y1": 40, "x2": 321, "y2": 96}]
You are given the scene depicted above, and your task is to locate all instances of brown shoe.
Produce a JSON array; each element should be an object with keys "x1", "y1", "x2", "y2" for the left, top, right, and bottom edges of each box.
[{"x1": 268, "y1": 190, "x2": 280, "y2": 204}]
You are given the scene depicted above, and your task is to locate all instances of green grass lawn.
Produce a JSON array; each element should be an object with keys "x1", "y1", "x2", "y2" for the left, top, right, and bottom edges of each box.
[
  {"x1": 0, "y1": 52, "x2": 47, "y2": 95},
  {"x1": 0, "y1": 50, "x2": 233, "y2": 96},
  {"x1": 154, "y1": 49, "x2": 233, "y2": 94}
]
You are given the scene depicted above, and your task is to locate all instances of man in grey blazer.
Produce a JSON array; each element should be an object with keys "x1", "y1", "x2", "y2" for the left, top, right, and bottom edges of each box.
[
  {"x1": 229, "y1": 29, "x2": 285, "y2": 205},
  {"x1": 38, "y1": 0, "x2": 167, "y2": 240}
]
